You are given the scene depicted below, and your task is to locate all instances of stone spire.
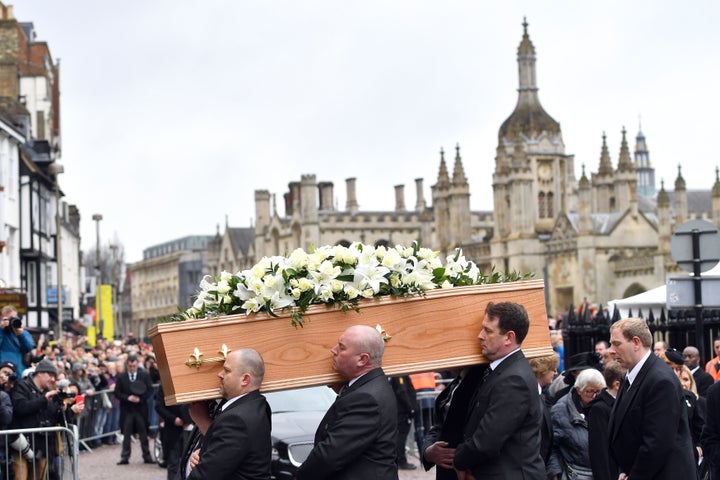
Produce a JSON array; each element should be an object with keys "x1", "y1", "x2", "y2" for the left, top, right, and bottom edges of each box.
[
  {"x1": 713, "y1": 167, "x2": 720, "y2": 198},
  {"x1": 617, "y1": 127, "x2": 633, "y2": 172},
  {"x1": 674, "y1": 165, "x2": 687, "y2": 225},
  {"x1": 657, "y1": 179, "x2": 671, "y2": 254},
  {"x1": 498, "y1": 18, "x2": 560, "y2": 143},
  {"x1": 674, "y1": 164, "x2": 686, "y2": 191},
  {"x1": 597, "y1": 132, "x2": 613, "y2": 176},
  {"x1": 452, "y1": 143, "x2": 468, "y2": 186},
  {"x1": 436, "y1": 147, "x2": 451, "y2": 187},
  {"x1": 657, "y1": 179, "x2": 670, "y2": 208}
]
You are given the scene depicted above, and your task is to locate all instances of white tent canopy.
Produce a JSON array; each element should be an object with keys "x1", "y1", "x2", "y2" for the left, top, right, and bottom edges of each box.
[{"x1": 609, "y1": 262, "x2": 720, "y2": 318}]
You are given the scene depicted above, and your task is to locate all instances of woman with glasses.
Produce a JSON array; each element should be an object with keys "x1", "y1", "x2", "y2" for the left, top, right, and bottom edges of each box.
[{"x1": 547, "y1": 368, "x2": 606, "y2": 480}]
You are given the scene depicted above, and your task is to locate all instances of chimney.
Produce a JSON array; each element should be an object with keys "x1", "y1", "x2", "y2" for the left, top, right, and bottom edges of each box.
[
  {"x1": 414, "y1": 178, "x2": 425, "y2": 211},
  {"x1": 345, "y1": 177, "x2": 358, "y2": 213},
  {"x1": 394, "y1": 185, "x2": 406, "y2": 211},
  {"x1": 318, "y1": 181, "x2": 334, "y2": 211}
]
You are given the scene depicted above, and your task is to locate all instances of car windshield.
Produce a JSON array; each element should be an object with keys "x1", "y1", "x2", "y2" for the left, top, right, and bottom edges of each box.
[{"x1": 265, "y1": 386, "x2": 336, "y2": 413}]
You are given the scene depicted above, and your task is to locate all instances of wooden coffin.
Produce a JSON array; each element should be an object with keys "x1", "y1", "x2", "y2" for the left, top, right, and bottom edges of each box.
[{"x1": 149, "y1": 279, "x2": 553, "y2": 405}]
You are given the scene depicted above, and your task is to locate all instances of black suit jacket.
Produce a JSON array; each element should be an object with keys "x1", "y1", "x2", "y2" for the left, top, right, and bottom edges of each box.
[
  {"x1": 701, "y1": 381, "x2": 720, "y2": 479},
  {"x1": 421, "y1": 366, "x2": 485, "y2": 480},
  {"x1": 608, "y1": 353, "x2": 696, "y2": 479},
  {"x1": 454, "y1": 350, "x2": 545, "y2": 479},
  {"x1": 694, "y1": 367, "x2": 714, "y2": 397},
  {"x1": 296, "y1": 368, "x2": 398, "y2": 480},
  {"x1": 587, "y1": 389, "x2": 617, "y2": 480},
  {"x1": 186, "y1": 390, "x2": 271, "y2": 480},
  {"x1": 113, "y1": 368, "x2": 153, "y2": 427}
]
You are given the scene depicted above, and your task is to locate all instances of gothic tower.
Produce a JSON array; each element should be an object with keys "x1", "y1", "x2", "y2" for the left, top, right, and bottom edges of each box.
[
  {"x1": 491, "y1": 19, "x2": 577, "y2": 273},
  {"x1": 634, "y1": 125, "x2": 655, "y2": 197}
]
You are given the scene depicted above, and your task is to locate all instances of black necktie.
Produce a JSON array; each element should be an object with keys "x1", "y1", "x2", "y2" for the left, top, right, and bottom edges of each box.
[{"x1": 130, "y1": 373, "x2": 136, "y2": 382}]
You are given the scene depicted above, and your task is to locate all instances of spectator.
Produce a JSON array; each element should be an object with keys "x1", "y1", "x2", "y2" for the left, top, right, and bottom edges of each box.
[
  {"x1": 528, "y1": 353, "x2": 560, "y2": 473},
  {"x1": 390, "y1": 374, "x2": 417, "y2": 470},
  {"x1": 103, "y1": 360, "x2": 121, "y2": 444},
  {"x1": 10, "y1": 358, "x2": 60, "y2": 479},
  {"x1": 684, "y1": 346, "x2": 715, "y2": 397},
  {"x1": 115, "y1": 353, "x2": 154, "y2": 465},
  {"x1": 155, "y1": 383, "x2": 191, "y2": 480},
  {"x1": 653, "y1": 340, "x2": 668, "y2": 356},
  {"x1": 705, "y1": 338, "x2": 720, "y2": 382},
  {"x1": 587, "y1": 360, "x2": 626, "y2": 480},
  {"x1": 0, "y1": 305, "x2": 35, "y2": 376},
  {"x1": 547, "y1": 368, "x2": 606, "y2": 480},
  {"x1": 410, "y1": 371, "x2": 437, "y2": 455},
  {"x1": 548, "y1": 351, "x2": 602, "y2": 405},
  {"x1": 595, "y1": 340, "x2": 612, "y2": 364}
]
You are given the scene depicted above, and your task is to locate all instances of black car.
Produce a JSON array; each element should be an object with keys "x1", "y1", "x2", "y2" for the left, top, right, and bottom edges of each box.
[{"x1": 266, "y1": 386, "x2": 336, "y2": 479}]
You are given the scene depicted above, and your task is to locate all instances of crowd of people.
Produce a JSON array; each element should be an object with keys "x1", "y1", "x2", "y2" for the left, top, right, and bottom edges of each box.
[
  {"x1": 0, "y1": 304, "x2": 164, "y2": 479},
  {"x1": 5, "y1": 300, "x2": 720, "y2": 479}
]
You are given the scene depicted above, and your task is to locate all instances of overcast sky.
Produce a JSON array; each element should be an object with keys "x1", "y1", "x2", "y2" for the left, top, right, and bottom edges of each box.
[{"x1": 14, "y1": 1, "x2": 720, "y2": 263}]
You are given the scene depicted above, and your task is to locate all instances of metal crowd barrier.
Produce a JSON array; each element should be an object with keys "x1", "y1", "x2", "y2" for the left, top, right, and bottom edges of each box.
[
  {"x1": 75, "y1": 384, "x2": 160, "y2": 452},
  {"x1": 0, "y1": 425, "x2": 79, "y2": 480}
]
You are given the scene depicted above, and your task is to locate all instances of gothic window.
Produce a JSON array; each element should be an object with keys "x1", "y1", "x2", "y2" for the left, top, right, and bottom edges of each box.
[
  {"x1": 538, "y1": 192, "x2": 546, "y2": 218},
  {"x1": 610, "y1": 197, "x2": 616, "y2": 210},
  {"x1": 547, "y1": 192, "x2": 554, "y2": 217}
]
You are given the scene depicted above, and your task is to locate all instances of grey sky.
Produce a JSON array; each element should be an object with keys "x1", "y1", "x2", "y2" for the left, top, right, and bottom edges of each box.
[{"x1": 15, "y1": 1, "x2": 720, "y2": 262}]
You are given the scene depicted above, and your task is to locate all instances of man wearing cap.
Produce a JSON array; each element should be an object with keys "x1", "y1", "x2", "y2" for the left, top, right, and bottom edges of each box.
[
  {"x1": 0, "y1": 305, "x2": 35, "y2": 376},
  {"x1": 10, "y1": 358, "x2": 60, "y2": 479},
  {"x1": 114, "y1": 353, "x2": 154, "y2": 465}
]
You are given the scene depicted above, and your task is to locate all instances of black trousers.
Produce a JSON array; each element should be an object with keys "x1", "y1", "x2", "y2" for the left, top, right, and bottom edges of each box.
[{"x1": 120, "y1": 410, "x2": 151, "y2": 460}]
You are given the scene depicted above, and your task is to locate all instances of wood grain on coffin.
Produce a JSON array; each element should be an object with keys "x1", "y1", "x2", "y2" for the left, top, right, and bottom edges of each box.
[{"x1": 149, "y1": 279, "x2": 553, "y2": 405}]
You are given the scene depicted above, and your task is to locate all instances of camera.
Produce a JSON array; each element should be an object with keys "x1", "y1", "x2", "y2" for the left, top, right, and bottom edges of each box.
[
  {"x1": 6, "y1": 372, "x2": 17, "y2": 384},
  {"x1": 8, "y1": 316, "x2": 22, "y2": 329},
  {"x1": 56, "y1": 390, "x2": 77, "y2": 401}
]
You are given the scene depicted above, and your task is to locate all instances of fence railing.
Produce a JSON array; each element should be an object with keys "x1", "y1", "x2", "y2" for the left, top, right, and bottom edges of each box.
[
  {"x1": 0, "y1": 425, "x2": 79, "y2": 480},
  {"x1": 73, "y1": 384, "x2": 160, "y2": 452}
]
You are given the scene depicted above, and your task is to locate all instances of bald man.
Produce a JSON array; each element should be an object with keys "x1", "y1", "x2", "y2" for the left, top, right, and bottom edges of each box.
[
  {"x1": 186, "y1": 348, "x2": 271, "y2": 480},
  {"x1": 683, "y1": 346, "x2": 714, "y2": 396},
  {"x1": 296, "y1": 325, "x2": 398, "y2": 480}
]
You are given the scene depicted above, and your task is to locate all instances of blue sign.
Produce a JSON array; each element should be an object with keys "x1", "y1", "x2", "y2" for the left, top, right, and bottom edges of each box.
[{"x1": 47, "y1": 287, "x2": 67, "y2": 305}]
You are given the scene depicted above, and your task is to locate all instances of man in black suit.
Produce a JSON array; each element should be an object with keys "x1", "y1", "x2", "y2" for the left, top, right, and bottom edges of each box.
[
  {"x1": 701, "y1": 380, "x2": 720, "y2": 479},
  {"x1": 115, "y1": 353, "x2": 154, "y2": 465},
  {"x1": 421, "y1": 365, "x2": 485, "y2": 480},
  {"x1": 608, "y1": 318, "x2": 696, "y2": 479},
  {"x1": 684, "y1": 345, "x2": 715, "y2": 397},
  {"x1": 186, "y1": 348, "x2": 271, "y2": 479},
  {"x1": 453, "y1": 301, "x2": 545, "y2": 480},
  {"x1": 155, "y1": 383, "x2": 192, "y2": 480},
  {"x1": 296, "y1": 324, "x2": 398, "y2": 480},
  {"x1": 587, "y1": 360, "x2": 625, "y2": 480}
]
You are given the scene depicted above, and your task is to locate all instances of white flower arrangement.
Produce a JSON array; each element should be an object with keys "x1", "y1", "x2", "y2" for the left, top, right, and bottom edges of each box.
[{"x1": 173, "y1": 241, "x2": 531, "y2": 327}]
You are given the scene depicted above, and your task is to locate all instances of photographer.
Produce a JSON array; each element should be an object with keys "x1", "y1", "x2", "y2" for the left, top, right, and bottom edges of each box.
[
  {"x1": 10, "y1": 358, "x2": 60, "y2": 479},
  {"x1": 0, "y1": 361, "x2": 14, "y2": 478},
  {"x1": 1, "y1": 305, "x2": 35, "y2": 376}
]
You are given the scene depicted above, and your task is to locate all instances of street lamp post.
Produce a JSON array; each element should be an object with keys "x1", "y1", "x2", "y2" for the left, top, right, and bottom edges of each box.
[
  {"x1": 49, "y1": 163, "x2": 64, "y2": 342},
  {"x1": 92, "y1": 213, "x2": 103, "y2": 339}
]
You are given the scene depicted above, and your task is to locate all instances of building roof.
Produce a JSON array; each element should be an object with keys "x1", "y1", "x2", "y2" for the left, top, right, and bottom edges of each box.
[{"x1": 228, "y1": 227, "x2": 254, "y2": 257}]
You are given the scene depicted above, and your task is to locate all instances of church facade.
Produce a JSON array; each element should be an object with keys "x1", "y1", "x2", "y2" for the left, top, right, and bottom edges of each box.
[{"x1": 247, "y1": 21, "x2": 720, "y2": 317}]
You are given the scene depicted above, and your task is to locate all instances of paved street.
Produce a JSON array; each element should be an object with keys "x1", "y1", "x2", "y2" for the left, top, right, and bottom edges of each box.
[{"x1": 77, "y1": 439, "x2": 434, "y2": 480}]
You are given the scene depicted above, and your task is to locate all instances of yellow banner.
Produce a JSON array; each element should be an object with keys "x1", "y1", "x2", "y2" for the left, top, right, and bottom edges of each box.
[{"x1": 88, "y1": 284, "x2": 114, "y2": 346}]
